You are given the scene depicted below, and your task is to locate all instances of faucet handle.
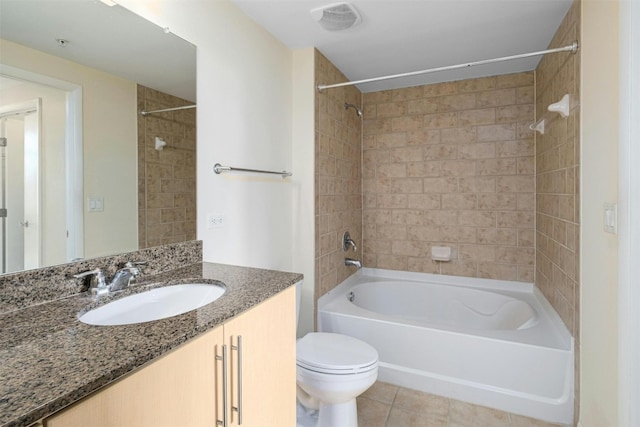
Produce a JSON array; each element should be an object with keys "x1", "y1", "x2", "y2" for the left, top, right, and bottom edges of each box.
[
  {"x1": 342, "y1": 231, "x2": 357, "y2": 252},
  {"x1": 123, "y1": 260, "x2": 147, "y2": 268},
  {"x1": 73, "y1": 268, "x2": 108, "y2": 295},
  {"x1": 122, "y1": 260, "x2": 147, "y2": 277}
]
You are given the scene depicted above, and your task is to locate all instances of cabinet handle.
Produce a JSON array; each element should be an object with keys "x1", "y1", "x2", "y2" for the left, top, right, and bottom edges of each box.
[
  {"x1": 216, "y1": 344, "x2": 228, "y2": 427},
  {"x1": 231, "y1": 336, "x2": 243, "y2": 425}
]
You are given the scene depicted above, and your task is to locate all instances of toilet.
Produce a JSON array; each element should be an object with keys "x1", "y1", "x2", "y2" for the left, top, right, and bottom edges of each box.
[{"x1": 295, "y1": 283, "x2": 379, "y2": 427}]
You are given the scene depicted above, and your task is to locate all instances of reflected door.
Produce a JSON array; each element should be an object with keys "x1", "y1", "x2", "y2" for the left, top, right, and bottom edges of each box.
[{"x1": 0, "y1": 101, "x2": 40, "y2": 273}]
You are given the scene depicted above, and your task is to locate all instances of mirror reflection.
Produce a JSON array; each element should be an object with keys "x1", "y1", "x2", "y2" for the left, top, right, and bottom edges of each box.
[{"x1": 0, "y1": 0, "x2": 197, "y2": 275}]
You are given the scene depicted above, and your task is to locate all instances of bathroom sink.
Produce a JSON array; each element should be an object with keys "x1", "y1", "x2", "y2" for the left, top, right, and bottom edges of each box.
[{"x1": 78, "y1": 283, "x2": 226, "y2": 326}]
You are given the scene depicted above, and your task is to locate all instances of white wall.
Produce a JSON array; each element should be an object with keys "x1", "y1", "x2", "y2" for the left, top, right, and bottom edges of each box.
[
  {"x1": 0, "y1": 39, "x2": 138, "y2": 262},
  {"x1": 580, "y1": 0, "x2": 619, "y2": 425},
  {"x1": 292, "y1": 48, "x2": 316, "y2": 337},
  {"x1": 118, "y1": 1, "x2": 307, "y2": 274}
]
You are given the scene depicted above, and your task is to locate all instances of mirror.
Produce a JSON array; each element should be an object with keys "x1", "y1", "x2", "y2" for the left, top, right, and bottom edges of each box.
[{"x1": 0, "y1": 0, "x2": 197, "y2": 275}]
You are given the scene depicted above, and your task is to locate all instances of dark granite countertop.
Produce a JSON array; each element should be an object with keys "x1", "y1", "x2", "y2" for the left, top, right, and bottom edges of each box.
[{"x1": 0, "y1": 262, "x2": 302, "y2": 427}]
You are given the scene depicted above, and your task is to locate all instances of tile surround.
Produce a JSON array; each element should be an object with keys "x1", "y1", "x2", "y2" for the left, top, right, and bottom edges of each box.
[
  {"x1": 314, "y1": 50, "x2": 363, "y2": 301},
  {"x1": 137, "y1": 85, "x2": 197, "y2": 249},
  {"x1": 534, "y1": 0, "x2": 581, "y2": 423},
  {"x1": 362, "y1": 72, "x2": 536, "y2": 282}
]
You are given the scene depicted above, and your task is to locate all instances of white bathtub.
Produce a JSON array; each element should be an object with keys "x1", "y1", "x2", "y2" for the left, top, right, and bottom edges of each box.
[{"x1": 318, "y1": 268, "x2": 574, "y2": 425}]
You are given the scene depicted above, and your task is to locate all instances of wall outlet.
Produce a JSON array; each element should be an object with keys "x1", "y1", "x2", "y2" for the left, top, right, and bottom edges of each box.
[
  {"x1": 207, "y1": 214, "x2": 225, "y2": 229},
  {"x1": 603, "y1": 203, "x2": 617, "y2": 234}
]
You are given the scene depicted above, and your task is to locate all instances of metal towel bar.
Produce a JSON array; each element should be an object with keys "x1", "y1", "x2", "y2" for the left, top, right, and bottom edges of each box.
[{"x1": 213, "y1": 163, "x2": 292, "y2": 178}]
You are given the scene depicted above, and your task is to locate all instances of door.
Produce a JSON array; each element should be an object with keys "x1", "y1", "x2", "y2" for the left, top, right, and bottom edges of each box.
[{"x1": 223, "y1": 286, "x2": 296, "y2": 426}]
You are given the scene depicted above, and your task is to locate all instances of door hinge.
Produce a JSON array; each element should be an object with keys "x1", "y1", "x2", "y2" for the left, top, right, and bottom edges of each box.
[
  {"x1": 0, "y1": 208, "x2": 6, "y2": 218},
  {"x1": 0, "y1": 137, "x2": 6, "y2": 147}
]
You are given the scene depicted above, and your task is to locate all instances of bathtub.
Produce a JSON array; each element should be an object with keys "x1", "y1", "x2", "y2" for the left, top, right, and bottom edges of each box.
[{"x1": 318, "y1": 268, "x2": 573, "y2": 425}]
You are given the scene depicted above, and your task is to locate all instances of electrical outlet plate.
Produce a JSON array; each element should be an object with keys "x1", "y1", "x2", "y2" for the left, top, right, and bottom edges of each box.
[
  {"x1": 603, "y1": 203, "x2": 617, "y2": 234},
  {"x1": 207, "y1": 214, "x2": 225, "y2": 229}
]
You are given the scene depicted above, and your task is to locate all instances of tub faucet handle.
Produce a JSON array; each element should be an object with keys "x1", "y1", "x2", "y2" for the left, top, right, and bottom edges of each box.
[{"x1": 342, "y1": 231, "x2": 357, "y2": 252}]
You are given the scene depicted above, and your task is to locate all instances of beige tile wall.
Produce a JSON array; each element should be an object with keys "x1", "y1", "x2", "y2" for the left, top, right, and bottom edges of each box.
[
  {"x1": 534, "y1": 0, "x2": 581, "y2": 422},
  {"x1": 137, "y1": 85, "x2": 197, "y2": 249},
  {"x1": 315, "y1": 50, "x2": 363, "y2": 300},
  {"x1": 362, "y1": 73, "x2": 536, "y2": 282}
]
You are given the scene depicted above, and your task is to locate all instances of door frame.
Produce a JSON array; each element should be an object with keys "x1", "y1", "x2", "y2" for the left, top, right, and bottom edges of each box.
[
  {"x1": 0, "y1": 64, "x2": 84, "y2": 263},
  {"x1": 618, "y1": 0, "x2": 640, "y2": 425}
]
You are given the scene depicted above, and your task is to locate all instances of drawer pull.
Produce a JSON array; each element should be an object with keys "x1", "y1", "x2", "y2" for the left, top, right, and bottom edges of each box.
[
  {"x1": 231, "y1": 336, "x2": 243, "y2": 424},
  {"x1": 216, "y1": 344, "x2": 228, "y2": 427}
]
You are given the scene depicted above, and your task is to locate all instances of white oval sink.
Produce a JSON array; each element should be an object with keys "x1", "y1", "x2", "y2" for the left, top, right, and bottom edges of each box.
[{"x1": 79, "y1": 283, "x2": 226, "y2": 326}]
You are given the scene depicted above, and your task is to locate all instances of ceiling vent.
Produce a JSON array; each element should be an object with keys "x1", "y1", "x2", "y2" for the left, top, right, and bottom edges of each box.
[{"x1": 310, "y1": 3, "x2": 361, "y2": 31}]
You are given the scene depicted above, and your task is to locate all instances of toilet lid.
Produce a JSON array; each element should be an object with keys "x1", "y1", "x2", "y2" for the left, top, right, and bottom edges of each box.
[{"x1": 296, "y1": 332, "x2": 378, "y2": 374}]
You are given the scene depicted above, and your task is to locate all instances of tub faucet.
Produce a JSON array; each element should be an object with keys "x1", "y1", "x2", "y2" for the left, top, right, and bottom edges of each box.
[{"x1": 344, "y1": 258, "x2": 362, "y2": 269}]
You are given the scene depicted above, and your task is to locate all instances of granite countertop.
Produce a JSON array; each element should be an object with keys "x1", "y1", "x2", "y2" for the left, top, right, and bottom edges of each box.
[{"x1": 0, "y1": 262, "x2": 302, "y2": 427}]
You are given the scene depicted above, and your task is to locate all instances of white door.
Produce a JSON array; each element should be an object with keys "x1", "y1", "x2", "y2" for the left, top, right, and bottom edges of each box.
[{"x1": 0, "y1": 100, "x2": 41, "y2": 272}]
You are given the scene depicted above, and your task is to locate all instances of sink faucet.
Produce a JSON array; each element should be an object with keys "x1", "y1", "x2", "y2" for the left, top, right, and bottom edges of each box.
[
  {"x1": 344, "y1": 258, "x2": 362, "y2": 269},
  {"x1": 109, "y1": 261, "x2": 146, "y2": 292},
  {"x1": 74, "y1": 261, "x2": 147, "y2": 296}
]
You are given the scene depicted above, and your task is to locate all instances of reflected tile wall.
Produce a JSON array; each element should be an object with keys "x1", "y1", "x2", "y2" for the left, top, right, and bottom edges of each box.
[{"x1": 137, "y1": 85, "x2": 196, "y2": 249}]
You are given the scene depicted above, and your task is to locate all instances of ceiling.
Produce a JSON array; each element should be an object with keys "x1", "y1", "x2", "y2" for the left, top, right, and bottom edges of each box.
[
  {"x1": 0, "y1": 0, "x2": 196, "y2": 102},
  {"x1": 232, "y1": 0, "x2": 573, "y2": 92}
]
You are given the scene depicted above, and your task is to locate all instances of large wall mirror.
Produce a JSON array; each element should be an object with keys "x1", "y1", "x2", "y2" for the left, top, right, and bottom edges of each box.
[{"x1": 0, "y1": 0, "x2": 197, "y2": 275}]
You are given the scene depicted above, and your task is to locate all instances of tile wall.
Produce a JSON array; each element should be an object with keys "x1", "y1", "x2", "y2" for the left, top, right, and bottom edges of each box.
[
  {"x1": 314, "y1": 50, "x2": 363, "y2": 300},
  {"x1": 137, "y1": 85, "x2": 197, "y2": 249},
  {"x1": 534, "y1": 0, "x2": 581, "y2": 421},
  {"x1": 361, "y1": 73, "x2": 536, "y2": 281}
]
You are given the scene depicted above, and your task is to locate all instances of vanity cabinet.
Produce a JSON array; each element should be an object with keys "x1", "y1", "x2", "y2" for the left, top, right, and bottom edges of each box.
[{"x1": 44, "y1": 287, "x2": 296, "y2": 427}]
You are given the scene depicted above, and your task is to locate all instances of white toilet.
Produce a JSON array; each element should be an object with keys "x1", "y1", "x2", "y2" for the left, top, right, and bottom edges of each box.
[{"x1": 295, "y1": 284, "x2": 379, "y2": 427}]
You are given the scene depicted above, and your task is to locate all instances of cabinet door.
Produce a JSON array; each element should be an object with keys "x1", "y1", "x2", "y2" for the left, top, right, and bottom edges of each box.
[
  {"x1": 45, "y1": 326, "x2": 223, "y2": 427},
  {"x1": 224, "y1": 286, "x2": 296, "y2": 427}
]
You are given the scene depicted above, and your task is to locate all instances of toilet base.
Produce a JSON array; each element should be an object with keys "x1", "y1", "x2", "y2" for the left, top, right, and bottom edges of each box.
[{"x1": 318, "y1": 399, "x2": 358, "y2": 427}]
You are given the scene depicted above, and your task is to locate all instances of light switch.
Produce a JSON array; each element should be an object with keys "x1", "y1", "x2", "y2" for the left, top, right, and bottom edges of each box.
[
  {"x1": 88, "y1": 197, "x2": 104, "y2": 213},
  {"x1": 603, "y1": 203, "x2": 617, "y2": 234}
]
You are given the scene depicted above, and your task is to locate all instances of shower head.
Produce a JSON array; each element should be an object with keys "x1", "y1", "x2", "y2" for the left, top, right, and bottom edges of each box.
[{"x1": 344, "y1": 103, "x2": 363, "y2": 118}]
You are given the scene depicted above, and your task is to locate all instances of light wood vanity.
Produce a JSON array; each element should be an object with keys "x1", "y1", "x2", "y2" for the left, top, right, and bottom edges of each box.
[{"x1": 43, "y1": 287, "x2": 295, "y2": 427}]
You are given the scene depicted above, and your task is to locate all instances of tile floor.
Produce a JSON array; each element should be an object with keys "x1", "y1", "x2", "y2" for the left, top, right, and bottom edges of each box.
[{"x1": 356, "y1": 382, "x2": 571, "y2": 427}]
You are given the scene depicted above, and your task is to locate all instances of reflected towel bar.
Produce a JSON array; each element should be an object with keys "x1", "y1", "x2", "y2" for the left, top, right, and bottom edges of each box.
[{"x1": 213, "y1": 163, "x2": 292, "y2": 178}]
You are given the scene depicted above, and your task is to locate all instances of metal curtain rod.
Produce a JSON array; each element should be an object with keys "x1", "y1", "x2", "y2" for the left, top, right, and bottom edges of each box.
[
  {"x1": 317, "y1": 41, "x2": 579, "y2": 91},
  {"x1": 140, "y1": 105, "x2": 196, "y2": 116},
  {"x1": 213, "y1": 163, "x2": 292, "y2": 178}
]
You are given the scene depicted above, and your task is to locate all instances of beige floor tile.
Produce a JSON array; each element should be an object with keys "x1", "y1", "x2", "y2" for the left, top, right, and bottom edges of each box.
[
  {"x1": 392, "y1": 387, "x2": 450, "y2": 420},
  {"x1": 362, "y1": 381, "x2": 399, "y2": 405},
  {"x1": 510, "y1": 414, "x2": 570, "y2": 427},
  {"x1": 448, "y1": 400, "x2": 510, "y2": 427},
  {"x1": 357, "y1": 396, "x2": 391, "y2": 427},
  {"x1": 386, "y1": 406, "x2": 448, "y2": 427}
]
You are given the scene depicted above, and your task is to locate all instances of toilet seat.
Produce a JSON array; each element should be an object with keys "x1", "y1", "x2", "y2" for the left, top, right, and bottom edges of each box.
[{"x1": 296, "y1": 332, "x2": 378, "y2": 375}]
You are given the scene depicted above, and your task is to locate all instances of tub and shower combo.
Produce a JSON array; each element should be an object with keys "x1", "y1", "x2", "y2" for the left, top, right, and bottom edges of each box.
[{"x1": 318, "y1": 268, "x2": 574, "y2": 425}]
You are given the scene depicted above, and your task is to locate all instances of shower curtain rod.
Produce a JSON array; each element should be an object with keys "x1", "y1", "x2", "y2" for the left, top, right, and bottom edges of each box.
[
  {"x1": 317, "y1": 41, "x2": 579, "y2": 91},
  {"x1": 140, "y1": 104, "x2": 196, "y2": 116}
]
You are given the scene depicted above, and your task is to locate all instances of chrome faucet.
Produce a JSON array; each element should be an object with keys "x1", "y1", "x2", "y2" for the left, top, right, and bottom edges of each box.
[
  {"x1": 73, "y1": 268, "x2": 109, "y2": 296},
  {"x1": 344, "y1": 258, "x2": 362, "y2": 269},
  {"x1": 342, "y1": 231, "x2": 357, "y2": 252},
  {"x1": 74, "y1": 261, "x2": 147, "y2": 296},
  {"x1": 109, "y1": 261, "x2": 146, "y2": 292}
]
